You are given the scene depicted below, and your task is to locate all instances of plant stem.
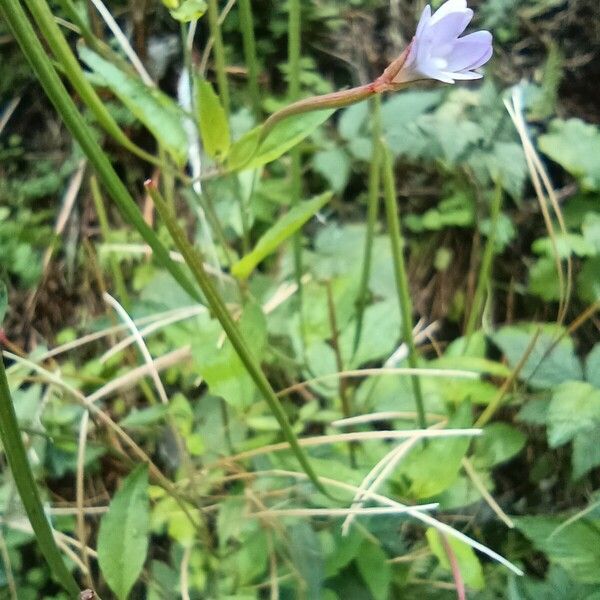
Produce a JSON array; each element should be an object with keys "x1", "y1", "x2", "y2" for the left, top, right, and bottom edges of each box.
[
  {"x1": 464, "y1": 184, "x2": 503, "y2": 344},
  {"x1": 288, "y1": 0, "x2": 307, "y2": 356},
  {"x1": 207, "y1": 0, "x2": 230, "y2": 116},
  {"x1": 145, "y1": 182, "x2": 332, "y2": 498},
  {"x1": 0, "y1": 0, "x2": 201, "y2": 303},
  {"x1": 353, "y1": 95, "x2": 382, "y2": 357},
  {"x1": 0, "y1": 356, "x2": 81, "y2": 596},
  {"x1": 89, "y1": 176, "x2": 131, "y2": 308},
  {"x1": 238, "y1": 0, "x2": 260, "y2": 116},
  {"x1": 381, "y1": 145, "x2": 427, "y2": 431}
]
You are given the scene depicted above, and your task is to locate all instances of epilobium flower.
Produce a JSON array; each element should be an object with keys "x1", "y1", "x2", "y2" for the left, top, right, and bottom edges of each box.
[{"x1": 394, "y1": 0, "x2": 493, "y2": 85}]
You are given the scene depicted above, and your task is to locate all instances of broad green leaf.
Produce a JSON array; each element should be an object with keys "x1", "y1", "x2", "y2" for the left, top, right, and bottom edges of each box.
[
  {"x1": 572, "y1": 430, "x2": 600, "y2": 480},
  {"x1": 515, "y1": 565, "x2": 600, "y2": 600},
  {"x1": 515, "y1": 516, "x2": 600, "y2": 583},
  {"x1": 356, "y1": 541, "x2": 391, "y2": 600},
  {"x1": 232, "y1": 192, "x2": 332, "y2": 279},
  {"x1": 399, "y1": 401, "x2": 472, "y2": 499},
  {"x1": 227, "y1": 109, "x2": 335, "y2": 172},
  {"x1": 529, "y1": 257, "x2": 562, "y2": 302},
  {"x1": 0, "y1": 281, "x2": 6, "y2": 326},
  {"x1": 426, "y1": 528, "x2": 484, "y2": 590},
  {"x1": 586, "y1": 343, "x2": 600, "y2": 388},
  {"x1": 492, "y1": 325, "x2": 583, "y2": 389},
  {"x1": 288, "y1": 522, "x2": 325, "y2": 598},
  {"x1": 98, "y1": 466, "x2": 149, "y2": 599},
  {"x1": 191, "y1": 303, "x2": 267, "y2": 409},
  {"x1": 472, "y1": 423, "x2": 526, "y2": 469},
  {"x1": 312, "y1": 148, "x2": 350, "y2": 192},
  {"x1": 119, "y1": 405, "x2": 169, "y2": 429},
  {"x1": 169, "y1": 0, "x2": 207, "y2": 21},
  {"x1": 547, "y1": 381, "x2": 600, "y2": 447},
  {"x1": 538, "y1": 119, "x2": 600, "y2": 190},
  {"x1": 79, "y1": 47, "x2": 188, "y2": 165},
  {"x1": 196, "y1": 78, "x2": 230, "y2": 159}
]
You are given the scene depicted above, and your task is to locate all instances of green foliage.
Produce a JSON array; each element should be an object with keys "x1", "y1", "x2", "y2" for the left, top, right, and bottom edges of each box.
[
  {"x1": 3, "y1": 0, "x2": 600, "y2": 596},
  {"x1": 97, "y1": 467, "x2": 150, "y2": 600},
  {"x1": 79, "y1": 47, "x2": 188, "y2": 165},
  {"x1": 196, "y1": 77, "x2": 230, "y2": 159}
]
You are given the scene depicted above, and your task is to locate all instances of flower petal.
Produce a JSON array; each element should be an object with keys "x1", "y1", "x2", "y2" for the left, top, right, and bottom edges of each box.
[
  {"x1": 442, "y1": 69, "x2": 483, "y2": 80},
  {"x1": 429, "y1": 0, "x2": 468, "y2": 26},
  {"x1": 425, "y1": 9, "x2": 473, "y2": 46},
  {"x1": 445, "y1": 31, "x2": 493, "y2": 72},
  {"x1": 416, "y1": 5, "x2": 432, "y2": 38}
]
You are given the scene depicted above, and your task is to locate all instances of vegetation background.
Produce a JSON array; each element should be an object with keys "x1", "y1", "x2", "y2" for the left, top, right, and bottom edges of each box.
[{"x1": 0, "y1": 0, "x2": 599, "y2": 598}]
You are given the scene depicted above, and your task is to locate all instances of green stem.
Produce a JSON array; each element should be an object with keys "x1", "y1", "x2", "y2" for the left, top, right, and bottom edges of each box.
[
  {"x1": 145, "y1": 182, "x2": 332, "y2": 498},
  {"x1": 288, "y1": 0, "x2": 306, "y2": 356},
  {"x1": 238, "y1": 0, "x2": 260, "y2": 116},
  {"x1": 464, "y1": 184, "x2": 503, "y2": 343},
  {"x1": 89, "y1": 176, "x2": 131, "y2": 308},
  {"x1": 24, "y1": 0, "x2": 167, "y2": 168},
  {"x1": 0, "y1": 0, "x2": 201, "y2": 303},
  {"x1": 0, "y1": 357, "x2": 81, "y2": 596},
  {"x1": 381, "y1": 145, "x2": 427, "y2": 431},
  {"x1": 207, "y1": 0, "x2": 230, "y2": 116},
  {"x1": 353, "y1": 95, "x2": 382, "y2": 357}
]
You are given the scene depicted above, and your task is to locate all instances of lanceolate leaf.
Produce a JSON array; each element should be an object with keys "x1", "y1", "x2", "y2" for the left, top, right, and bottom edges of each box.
[
  {"x1": 232, "y1": 192, "x2": 332, "y2": 279},
  {"x1": 98, "y1": 466, "x2": 150, "y2": 600},
  {"x1": 79, "y1": 47, "x2": 188, "y2": 165},
  {"x1": 0, "y1": 281, "x2": 7, "y2": 326},
  {"x1": 228, "y1": 108, "x2": 335, "y2": 172},
  {"x1": 196, "y1": 77, "x2": 230, "y2": 159}
]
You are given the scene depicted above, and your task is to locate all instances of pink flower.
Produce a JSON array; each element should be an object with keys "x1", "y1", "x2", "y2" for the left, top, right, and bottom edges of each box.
[{"x1": 394, "y1": 0, "x2": 493, "y2": 84}]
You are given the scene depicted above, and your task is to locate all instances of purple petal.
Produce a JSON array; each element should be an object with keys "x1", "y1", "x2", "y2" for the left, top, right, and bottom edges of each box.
[
  {"x1": 416, "y1": 5, "x2": 432, "y2": 38},
  {"x1": 429, "y1": 0, "x2": 468, "y2": 26},
  {"x1": 443, "y1": 70, "x2": 483, "y2": 80},
  {"x1": 425, "y1": 9, "x2": 473, "y2": 45},
  {"x1": 446, "y1": 31, "x2": 493, "y2": 72}
]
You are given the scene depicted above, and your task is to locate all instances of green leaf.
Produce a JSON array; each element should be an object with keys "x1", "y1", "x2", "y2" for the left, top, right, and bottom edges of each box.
[
  {"x1": 196, "y1": 77, "x2": 230, "y2": 159},
  {"x1": 191, "y1": 304, "x2": 267, "y2": 409},
  {"x1": 492, "y1": 325, "x2": 583, "y2": 389},
  {"x1": 538, "y1": 119, "x2": 600, "y2": 191},
  {"x1": 356, "y1": 541, "x2": 391, "y2": 600},
  {"x1": 515, "y1": 516, "x2": 600, "y2": 583},
  {"x1": 228, "y1": 108, "x2": 335, "y2": 172},
  {"x1": 169, "y1": 0, "x2": 207, "y2": 22},
  {"x1": 426, "y1": 528, "x2": 485, "y2": 590},
  {"x1": 472, "y1": 423, "x2": 526, "y2": 469},
  {"x1": 288, "y1": 522, "x2": 325, "y2": 598},
  {"x1": 232, "y1": 192, "x2": 332, "y2": 279},
  {"x1": 312, "y1": 148, "x2": 350, "y2": 192},
  {"x1": 0, "y1": 281, "x2": 6, "y2": 326},
  {"x1": 572, "y1": 430, "x2": 600, "y2": 480},
  {"x1": 586, "y1": 343, "x2": 600, "y2": 388},
  {"x1": 97, "y1": 466, "x2": 149, "y2": 599},
  {"x1": 529, "y1": 257, "x2": 562, "y2": 302},
  {"x1": 547, "y1": 381, "x2": 600, "y2": 447},
  {"x1": 79, "y1": 47, "x2": 188, "y2": 165},
  {"x1": 399, "y1": 402, "x2": 472, "y2": 499}
]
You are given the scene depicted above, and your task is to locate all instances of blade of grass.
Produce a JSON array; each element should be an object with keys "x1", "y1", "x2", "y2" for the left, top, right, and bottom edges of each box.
[
  {"x1": 464, "y1": 183, "x2": 503, "y2": 345},
  {"x1": 144, "y1": 180, "x2": 333, "y2": 498},
  {"x1": 381, "y1": 144, "x2": 426, "y2": 431},
  {"x1": 0, "y1": 0, "x2": 200, "y2": 302},
  {"x1": 0, "y1": 356, "x2": 81, "y2": 596}
]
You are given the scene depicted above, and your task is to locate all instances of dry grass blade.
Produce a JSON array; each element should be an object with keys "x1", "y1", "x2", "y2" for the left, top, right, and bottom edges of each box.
[
  {"x1": 332, "y1": 411, "x2": 446, "y2": 427},
  {"x1": 216, "y1": 428, "x2": 482, "y2": 467},
  {"x1": 505, "y1": 88, "x2": 572, "y2": 324},
  {"x1": 100, "y1": 305, "x2": 207, "y2": 364},
  {"x1": 251, "y1": 504, "x2": 439, "y2": 518},
  {"x1": 223, "y1": 469, "x2": 523, "y2": 576},
  {"x1": 76, "y1": 411, "x2": 93, "y2": 588},
  {"x1": 277, "y1": 367, "x2": 478, "y2": 397}
]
